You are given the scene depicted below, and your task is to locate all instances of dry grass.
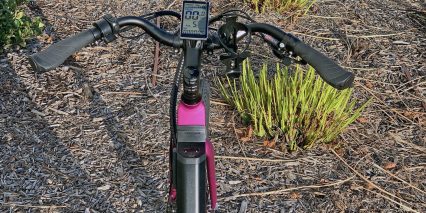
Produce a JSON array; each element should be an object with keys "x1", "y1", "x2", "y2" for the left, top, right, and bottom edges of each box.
[{"x1": 245, "y1": 0, "x2": 316, "y2": 15}]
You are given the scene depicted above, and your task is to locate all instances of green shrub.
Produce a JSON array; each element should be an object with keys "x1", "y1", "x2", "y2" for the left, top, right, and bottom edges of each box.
[
  {"x1": 219, "y1": 60, "x2": 370, "y2": 151},
  {"x1": 245, "y1": 0, "x2": 316, "y2": 14},
  {"x1": 0, "y1": 0, "x2": 44, "y2": 49}
]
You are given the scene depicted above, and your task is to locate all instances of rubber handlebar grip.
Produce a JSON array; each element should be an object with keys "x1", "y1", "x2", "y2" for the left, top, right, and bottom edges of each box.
[
  {"x1": 29, "y1": 29, "x2": 97, "y2": 73},
  {"x1": 248, "y1": 23, "x2": 354, "y2": 89},
  {"x1": 281, "y1": 34, "x2": 354, "y2": 89}
]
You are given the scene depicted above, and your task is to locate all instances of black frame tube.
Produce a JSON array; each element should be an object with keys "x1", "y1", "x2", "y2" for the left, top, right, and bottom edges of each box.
[{"x1": 176, "y1": 142, "x2": 207, "y2": 213}]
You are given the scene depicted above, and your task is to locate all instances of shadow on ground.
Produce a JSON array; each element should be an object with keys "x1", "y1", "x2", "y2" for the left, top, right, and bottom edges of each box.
[
  {"x1": 0, "y1": 60, "x2": 116, "y2": 211},
  {"x1": 0, "y1": 1, "x2": 165, "y2": 211}
]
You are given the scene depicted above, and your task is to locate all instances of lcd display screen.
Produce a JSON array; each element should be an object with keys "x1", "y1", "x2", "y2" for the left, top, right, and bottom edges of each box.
[{"x1": 180, "y1": 1, "x2": 209, "y2": 40}]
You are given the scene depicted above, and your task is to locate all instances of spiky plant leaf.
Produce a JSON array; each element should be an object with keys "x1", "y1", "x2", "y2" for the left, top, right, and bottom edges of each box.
[{"x1": 218, "y1": 60, "x2": 370, "y2": 151}]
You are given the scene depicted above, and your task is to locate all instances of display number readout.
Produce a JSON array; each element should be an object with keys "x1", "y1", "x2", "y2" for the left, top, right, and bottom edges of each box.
[
  {"x1": 184, "y1": 10, "x2": 206, "y2": 28},
  {"x1": 185, "y1": 11, "x2": 201, "y2": 20},
  {"x1": 180, "y1": 2, "x2": 209, "y2": 39}
]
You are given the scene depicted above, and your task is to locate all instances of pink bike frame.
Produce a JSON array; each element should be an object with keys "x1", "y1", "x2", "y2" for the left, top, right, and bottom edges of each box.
[{"x1": 170, "y1": 101, "x2": 218, "y2": 210}]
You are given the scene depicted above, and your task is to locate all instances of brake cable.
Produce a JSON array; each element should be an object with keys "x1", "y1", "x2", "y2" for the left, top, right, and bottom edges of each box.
[{"x1": 118, "y1": 10, "x2": 181, "y2": 39}]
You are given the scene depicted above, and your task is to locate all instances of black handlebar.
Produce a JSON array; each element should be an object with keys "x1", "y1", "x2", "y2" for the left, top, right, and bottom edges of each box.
[
  {"x1": 247, "y1": 23, "x2": 354, "y2": 89},
  {"x1": 117, "y1": 16, "x2": 183, "y2": 48},
  {"x1": 28, "y1": 13, "x2": 354, "y2": 89},
  {"x1": 29, "y1": 15, "x2": 183, "y2": 74}
]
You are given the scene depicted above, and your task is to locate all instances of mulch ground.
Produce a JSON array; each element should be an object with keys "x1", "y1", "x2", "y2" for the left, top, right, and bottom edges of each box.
[{"x1": 0, "y1": 0, "x2": 425, "y2": 212}]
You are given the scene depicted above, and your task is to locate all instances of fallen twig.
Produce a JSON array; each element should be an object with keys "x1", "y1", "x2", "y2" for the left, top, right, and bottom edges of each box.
[
  {"x1": 371, "y1": 162, "x2": 426, "y2": 195},
  {"x1": 389, "y1": 133, "x2": 426, "y2": 153},
  {"x1": 347, "y1": 32, "x2": 405, "y2": 38},
  {"x1": 47, "y1": 107, "x2": 69, "y2": 116},
  {"x1": 152, "y1": 17, "x2": 161, "y2": 86},
  {"x1": 290, "y1": 31, "x2": 404, "y2": 41},
  {"x1": 231, "y1": 113, "x2": 252, "y2": 167},
  {"x1": 102, "y1": 91, "x2": 144, "y2": 96},
  {"x1": 402, "y1": 67, "x2": 426, "y2": 111},
  {"x1": 363, "y1": 186, "x2": 420, "y2": 213},
  {"x1": 358, "y1": 84, "x2": 420, "y2": 126},
  {"x1": 0, "y1": 202, "x2": 67, "y2": 209},
  {"x1": 290, "y1": 32, "x2": 340, "y2": 41},
  {"x1": 210, "y1": 100, "x2": 230, "y2": 106},
  {"x1": 216, "y1": 155, "x2": 305, "y2": 163},
  {"x1": 220, "y1": 176, "x2": 354, "y2": 201},
  {"x1": 331, "y1": 149, "x2": 417, "y2": 212}
]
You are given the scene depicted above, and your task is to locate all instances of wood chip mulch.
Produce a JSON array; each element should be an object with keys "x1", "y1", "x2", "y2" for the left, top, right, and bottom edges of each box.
[{"x1": 1, "y1": 0, "x2": 425, "y2": 212}]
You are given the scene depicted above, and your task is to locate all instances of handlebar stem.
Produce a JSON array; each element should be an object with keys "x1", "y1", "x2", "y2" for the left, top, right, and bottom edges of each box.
[{"x1": 181, "y1": 40, "x2": 203, "y2": 105}]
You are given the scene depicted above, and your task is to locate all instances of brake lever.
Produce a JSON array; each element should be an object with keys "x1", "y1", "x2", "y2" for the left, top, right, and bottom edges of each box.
[
  {"x1": 271, "y1": 46, "x2": 307, "y2": 66},
  {"x1": 284, "y1": 57, "x2": 308, "y2": 66},
  {"x1": 204, "y1": 33, "x2": 221, "y2": 52}
]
